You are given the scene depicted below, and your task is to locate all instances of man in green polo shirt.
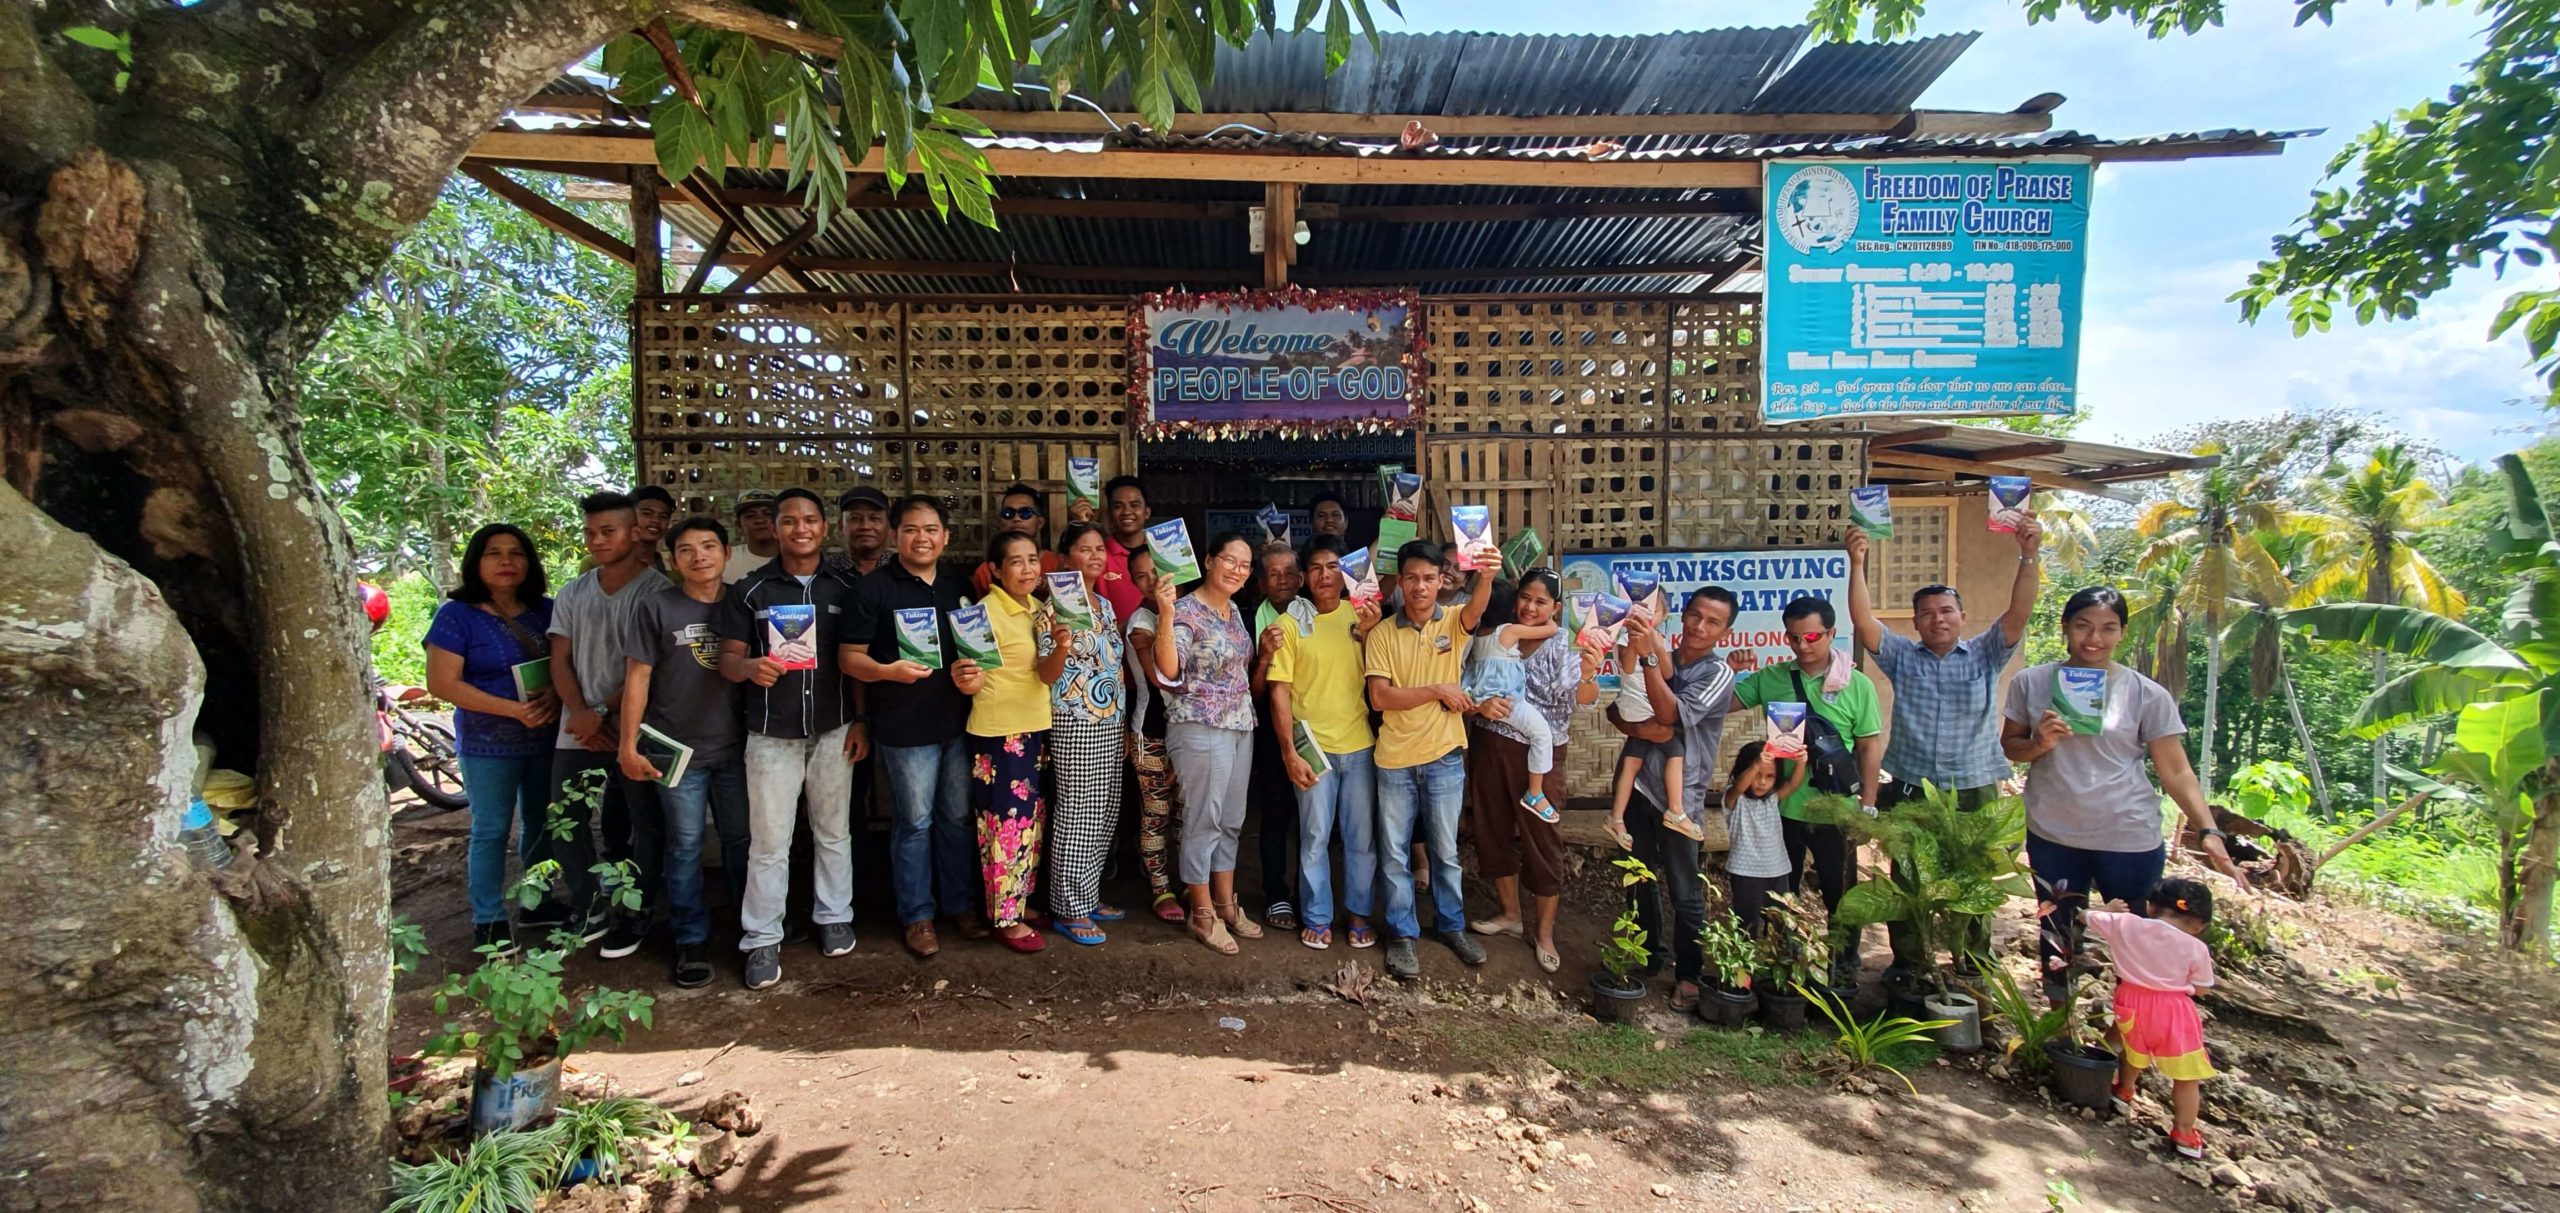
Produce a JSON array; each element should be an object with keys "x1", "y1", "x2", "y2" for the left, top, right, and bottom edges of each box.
[{"x1": 1732, "y1": 595, "x2": 1882, "y2": 989}]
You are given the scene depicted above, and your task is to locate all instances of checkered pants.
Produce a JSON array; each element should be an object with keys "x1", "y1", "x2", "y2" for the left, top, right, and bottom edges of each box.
[{"x1": 1045, "y1": 714, "x2": 1126, "y2": 920}]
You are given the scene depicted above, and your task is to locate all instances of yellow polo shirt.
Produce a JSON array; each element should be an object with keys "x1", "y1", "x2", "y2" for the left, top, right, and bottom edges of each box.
[
  {"x1": 966, "y1": 586, "x2": 1053, "y2": 737},
  {"x1": 1364, "y1": 604, "x2": 1470, "y2": 769},
  {"x1": 1268, "y1": 602, "x2": 1374, "y2": 755}
]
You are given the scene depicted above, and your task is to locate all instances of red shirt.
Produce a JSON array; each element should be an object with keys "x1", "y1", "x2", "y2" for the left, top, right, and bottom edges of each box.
[
  {"x1": 971, "y1": 549, "x2": 1061, "y2": 600},
  {"x1": 1098, "y1": 535, "x2": 1144, "y2": 620}
]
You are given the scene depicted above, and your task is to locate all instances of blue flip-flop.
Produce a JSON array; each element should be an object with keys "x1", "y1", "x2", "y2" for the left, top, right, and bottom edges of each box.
[
  {"x1": 1053, "y1": 916, "x2": 1107, "y2": 946},
  {"x1": 1091, "y1": 903, "x2": 1127, "y2": 922}
]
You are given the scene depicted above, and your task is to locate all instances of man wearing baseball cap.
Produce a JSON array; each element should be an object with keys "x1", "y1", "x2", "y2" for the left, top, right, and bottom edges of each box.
[
  {"x1": 830, "y1": 487, "x2": 892, "y2": 579},
  {"x1": 724, "y1": 491, "x2": 779, "y2": 583}
]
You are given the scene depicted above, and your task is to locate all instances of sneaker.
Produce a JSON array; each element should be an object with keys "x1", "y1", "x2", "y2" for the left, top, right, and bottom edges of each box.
[
  {"x1": 818, "y1": 922, "x2": 857, "y2": 957},
  {"x1": 1384, "y1": 937, "x2": 1421, "y2": 979},
  {"x1": 517, "y1": 899, "x2": 574, "y2": 930},
  {"x1": 597, "y1": 914, "x2": 649, "y2": 960},
  {"x1": 472, "y1": 921, "x2": 517, "y2": 956},
  {"x1": 742, "y1": 944, "x2": 781, "y2": 990},
  {"x1": 673, "y1": 944, "x2": 713, "y2": 989},
  {"x1": 2169, "y1": 1126, "x2": 2206, "y2": 1159},
  {"x1": 1439, "y1": 930, "x2": 1488, "y2": 966}
]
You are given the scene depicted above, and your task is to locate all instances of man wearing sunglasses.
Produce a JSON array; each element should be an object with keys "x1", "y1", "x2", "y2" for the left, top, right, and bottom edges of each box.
[
  {"x1": 1732, "y1": 596, "x2": 1883, "y2": 991},
  {"x1": 971, "y1": 483, "x2": 1062, "y2": 597}
]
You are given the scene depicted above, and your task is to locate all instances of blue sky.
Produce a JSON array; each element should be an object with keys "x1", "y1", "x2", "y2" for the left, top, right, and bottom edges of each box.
[{"x1": 1388, "y1": 0, "x2": 2555, "y2": 463}]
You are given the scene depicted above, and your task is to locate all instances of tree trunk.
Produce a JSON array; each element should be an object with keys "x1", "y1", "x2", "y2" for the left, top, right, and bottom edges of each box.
[
  {"x1": 2277, "y1": 657, "x2": 2331, "y2": 817},
  {"x1": 2509, "y1": 780, "x2": 2559, "y2": 955},
  {"x1": 2369, "y1": 650, "x2": 2390, "y2": 810},
  {"x1": 2200, "y1": 608, "x2": 2223, "y2": 799}
]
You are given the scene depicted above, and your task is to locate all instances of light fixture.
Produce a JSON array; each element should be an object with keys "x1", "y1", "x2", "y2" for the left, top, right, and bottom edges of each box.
[{"x1": 1292, "y1": 220, "x2": 1311, "y2": 246}]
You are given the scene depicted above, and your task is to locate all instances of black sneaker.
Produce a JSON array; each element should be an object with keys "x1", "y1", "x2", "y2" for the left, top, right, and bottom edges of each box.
[
  {"x1": 742, "y1": 944, "x2": 781, "y2": 990},
  {"x1": 518, "y1": 899, "x2": 574, "y2": 930},
  {"x1": 673, "y1": 944, "x2": 713, "y2": 989},
  {"x1": 1384, "y1": 937, "x2": 1421, "y2": 979},
  {"x1": 598, "y1": 914, "x2": 649, "y2": 959},
  {"x1": 818, "y1": 922, "x2": 857, "y2": 957},
  {"x1": 1438, "y1": 930, "x2": 1488, "y2": 967},
  {"x1": 472, "y1": 921, "x2": 518, "y2": 956}
]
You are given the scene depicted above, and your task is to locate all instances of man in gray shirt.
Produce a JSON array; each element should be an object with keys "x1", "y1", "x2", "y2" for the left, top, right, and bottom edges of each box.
[{"x1": 1605, "y1": 586, "x2": 1739, "y2": 1010}]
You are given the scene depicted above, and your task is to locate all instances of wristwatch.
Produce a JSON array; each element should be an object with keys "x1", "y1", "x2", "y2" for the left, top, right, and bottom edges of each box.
[{"x1": 1637, "y1": 654, "x2": 1659, "y2": 669}]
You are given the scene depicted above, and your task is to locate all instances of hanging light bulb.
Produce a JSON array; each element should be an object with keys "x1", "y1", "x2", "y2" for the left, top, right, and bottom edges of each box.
[{"x1": 1292, "y1": 220, "x2": 1311, "y2": 246}]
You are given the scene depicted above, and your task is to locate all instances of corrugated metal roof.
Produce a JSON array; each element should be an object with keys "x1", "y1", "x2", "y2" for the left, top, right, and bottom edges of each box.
[
  {"x1": 1862, "y1": 419, "x2": 2217, "y2": 487},
  {"x1": 1743, "y1": 34, "x2": 1977, "y2": 114}
]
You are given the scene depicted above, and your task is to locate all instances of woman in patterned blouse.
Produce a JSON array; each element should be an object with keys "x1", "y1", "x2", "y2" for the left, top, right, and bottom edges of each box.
[
  {"x1": 1149, "y1": 530, "x2": 1262, "y2": 954},
  {"x1": 1043, "y1": 522, "x2": 1127, "y2": 945}
]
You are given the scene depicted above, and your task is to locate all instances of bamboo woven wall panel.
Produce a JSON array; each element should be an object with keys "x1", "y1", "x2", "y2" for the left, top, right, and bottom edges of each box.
[
  {"x1": 1664, "y1": 299, "x2": 1859, "y2": 435},
  {"x1": 904, "y1": 303, "x2": 1129, "y2": 433},
  {"x1": 638, "y1": 437, "x2": 894, "y2": 517},
  {"x1": 1420, "y1": 438, "x2": 1560, "y2": 557},
  {"x1": 635, "y1": 300, "x2": 902, "y2": 436},
  {"x1": 1558, "y1": 438, "x2": 1664, "y2": 550},
  {"x1": 1662, "y1": 436, "x2": 1864, "y2": 549},
  {"x1": 1425, "y1": 301, "x2": 1667, "y2": 435},
  {"x1": 1870, "y1": 500, "x2": 1954, "y2": 608}
]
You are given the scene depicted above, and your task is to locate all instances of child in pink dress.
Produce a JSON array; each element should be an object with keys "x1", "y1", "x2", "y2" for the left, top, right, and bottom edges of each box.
[{"x1": 2085, "y1": 877, "x2": 2219, "y2": 1159}]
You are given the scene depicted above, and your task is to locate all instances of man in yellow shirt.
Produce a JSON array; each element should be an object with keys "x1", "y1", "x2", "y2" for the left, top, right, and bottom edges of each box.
[
  {"x1": 1269, "y1": 536, "x2": 1383, "y2": 951},
  {"x1": 1363, "y1": 539, "x2": 1495, "y2": 978}
]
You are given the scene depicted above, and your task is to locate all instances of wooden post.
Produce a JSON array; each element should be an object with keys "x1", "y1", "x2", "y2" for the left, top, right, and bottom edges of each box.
[
  {"x1": 1262, "y1": 181, "x2": 1298, "y2": 288},
  {"x1": 629, "y1": 167, "x2": 663, "y2": 295}
]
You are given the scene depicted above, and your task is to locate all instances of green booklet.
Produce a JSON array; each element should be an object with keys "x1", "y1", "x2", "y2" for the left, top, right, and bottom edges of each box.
[
  {"x1": 1291, "y1": 718, "x2": 1333, "y2": 778},
  {"x1": 1067, "y1": 456, "x2": 1100, "y2": 509},
  {"x1": 1046, "y1": 571, "x2": 1096, "y2": 630},
  {"x1": 510, "y1": 656, "x2": 551, "y2": 700},
  {"x1": 1500, "y1": 526, "x2": 1546, "y2": 577},
  {"x1": 894, "y1": 607, "x2": 943, "y2": 669},
  {"x1": 2053, "y1": 665, "x2": 2108, "y2": 735},
  {"x1": 1375, "y1": 515, "x2": 1417, "y2": 575},
  {"x1": 635, "y1": 723, "x2": 694, "y2": 787},
  {"x1": 1849, "y1": 486, "x2": 1894, "y2": 538},
  {"x1": 1144, "y1": 518, "x2": 1201, "y2": 586},
  {"x1": 951, "y1": 602, "x2": 1004, "y2": 668}
]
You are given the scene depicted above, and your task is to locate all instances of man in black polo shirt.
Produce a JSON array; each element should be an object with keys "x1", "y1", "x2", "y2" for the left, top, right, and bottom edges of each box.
[{"x1": 842, "y1": 494, "x2": 981, "y2": 958}]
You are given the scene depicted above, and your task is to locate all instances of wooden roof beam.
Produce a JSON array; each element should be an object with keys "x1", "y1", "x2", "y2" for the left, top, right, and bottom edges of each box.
[
  {"x1": 657, "y1": 187, "x2": 1759, "y2": 223},
  {"x1": 1305, "y1": 258, "x2": 1751, "y2": 286},
  {"x1": 668, "y1": 176, "x2": 817, "y2": 293},
  {"x1": 1862, "y1": 423, "x2": 1966, "y2": 450},
  {"x1": 719, "y1": 215, "x2": 820, "y2": 293},
  {"x1": 1869, "y1": 447, "x2": 2123, "y2": 497},
  {"x1": 457, "y1": 163, "x2": 634, "y2": 265},
  {"x1": 1967, "y1": 440, "x2": 2069, "y2": 464}
]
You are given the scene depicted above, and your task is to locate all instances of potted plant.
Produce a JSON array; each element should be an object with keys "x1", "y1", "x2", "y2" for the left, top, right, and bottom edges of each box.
[
  {"x1": 1823, "y1": 784, "x2": 2031, "y2": 1053},
  {"x1": 431, "y1": 861, "x2": 656, "y2": 1135},
  {"x1": 1752, "y1": 890, "x2": 1831, "y2": 1031},
  {"x1": 1589, "y1": 857, "x2": 1656, "y2": 1023},
  {"x1": 1695, "y1": 915, "x2": 1760, "y2": 1027}
]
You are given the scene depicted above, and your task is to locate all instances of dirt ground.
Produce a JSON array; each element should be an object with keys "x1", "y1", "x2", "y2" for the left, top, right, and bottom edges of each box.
[{"x1": 391, "y1": 803, "x2": 2560, "y2": 1213}]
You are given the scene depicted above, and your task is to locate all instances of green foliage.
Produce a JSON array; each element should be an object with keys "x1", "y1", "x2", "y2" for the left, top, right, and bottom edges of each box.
[
  {"x1": 1827, "y1": 784, "x2": 2032, "y2": 993},
  {"x1": 1697, "y1": 915, "x2": 1759, "y2": 992},
  {"x1": 1600, "y1": 857, "x2": 1656, "y2": 983},
  {"x1": 608, "y1": 0, "x2": 1392, "y2": 229},
  {"x1": 385, "y1": 1126, "x2": 558, "y2": 1213},
  {"x1": 548, "y1": 1096, "x2": 676, "y2": 1186},
  {"x1": 1753, "y1": 889, "x2": 1833, "y2": 994},
  {"x1": 1800, "y1": 984, "x2": 1952, "y2": 1096},
  {"x1": 2204, "y1": 895, "x2": 2280, "y2": 971},
  {"x1": 1972, "y1": 954, "x2": 2076, "y2": 1077},
  {"x1": 1437, "y1": 1020, "x2": 1827, "y2": 1091},
  {"x1": 59, "y1": 25, "x2": 132, "y2": 92},
  {"x1": 429, "y1": 863, "x2": 655, "y2": 1081},
  {"x1": 390, "y1": 914, "x2": 431, "y2": 975},
  {"x1": 370, "y1": 573, "x2": 442, "y2": 686},
  {"x1": 2225, "y1": 760, "x2": 2314, "y2": 821}
]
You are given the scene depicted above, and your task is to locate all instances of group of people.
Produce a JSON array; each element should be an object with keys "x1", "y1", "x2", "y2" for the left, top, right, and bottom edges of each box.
[{"x1": 422, "y1": 475, "x2": 2243, "y2": 1098}]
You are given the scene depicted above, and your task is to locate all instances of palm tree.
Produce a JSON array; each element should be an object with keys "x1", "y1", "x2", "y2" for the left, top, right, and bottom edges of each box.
[
  {"x1": 2034, "y1": 491, "x2": 2103, "y2": 577},
  {"x1": 2294, "y1": 443, "x2": 2467, "y2": 806},
  {"x1": 2134, "y1": 438, "x2": 2310, "y2": 797},
  {"x1": 2121, "y1": 544, "x2": 2193, "y2": 696}
]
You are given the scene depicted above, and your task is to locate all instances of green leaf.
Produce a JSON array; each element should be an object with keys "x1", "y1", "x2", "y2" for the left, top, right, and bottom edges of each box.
[
  {"x1": 1834, "y1": 879, "x2": 1910, "y2": 928},
  {"x1": 2286, "y1": 602, "x2": 2526, "y2": 670},
  {"x1": 2455, "y1": 690, "x2": 2551, "y2": 797},
  {"x1": 62, "y1": 25, "x2": 125, "y2": 52},
  {"x1": 651, "y1": 98, "x2": 715, "y2": 185},
  {"x1": 2347, "y1": 665, "x2": 2533, "y2": 738}
]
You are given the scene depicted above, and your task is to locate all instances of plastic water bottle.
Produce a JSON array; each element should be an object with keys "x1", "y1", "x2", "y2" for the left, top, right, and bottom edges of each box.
[{"x1": 179, "y1": 796, "x2": 233, "y2": 871}]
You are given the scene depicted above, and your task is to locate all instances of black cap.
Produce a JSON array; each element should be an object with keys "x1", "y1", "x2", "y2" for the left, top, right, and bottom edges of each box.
[{"x1": 838, "y1": 486, "x2": 890, "y2": 511}]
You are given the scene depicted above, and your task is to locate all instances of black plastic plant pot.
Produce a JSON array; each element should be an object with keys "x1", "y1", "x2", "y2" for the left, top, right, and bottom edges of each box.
[
  {"x1": 1589, "y1": 973, "x2": 1647, "y2": 1023},
  {"x1": 1699, "y1": 985, "x2": 1757, "y2": 1028},
  {"x1": 2045, "y1": 1042, "x2": 2119, "y2": 1112},
  {"x1": 1758, "y1": 989, "x2": 1810, "y2": 1032}
]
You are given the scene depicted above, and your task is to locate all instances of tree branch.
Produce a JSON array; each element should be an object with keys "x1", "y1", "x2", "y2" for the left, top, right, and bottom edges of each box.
[{"x1": 0, "y1": 5, "x2": 99, "y2": 192}]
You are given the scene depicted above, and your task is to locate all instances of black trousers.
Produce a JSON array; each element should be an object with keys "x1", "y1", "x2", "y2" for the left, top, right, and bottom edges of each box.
[
  {"x1": 1627, "y1": 790, "x2": 1708, "y2": 985},
  {"x1": 1248, "y1": 718, "x2": 1299, "y2": 913},
  {"x1": 546, "y1": 749, "x2": 662, "y2": 915}
]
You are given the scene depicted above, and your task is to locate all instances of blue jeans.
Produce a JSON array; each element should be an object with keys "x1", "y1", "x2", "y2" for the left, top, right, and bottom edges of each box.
[
  {"x1": 462, "y1": 753, "x2": 555, "y2": 925},
  {"x1": 2026, "y1": 833, "x2": 2166, "y2": 987},
  {"x1": 877, "y1": 738, "x2": 977, "y2": 926},
  {"x1": 1295, "y1": 746, "x2": 1378, "y2": 930},
  {"x1": 658, "y1": 758, "x2": 749, "y2": 947},
  {"x1": 1375, "y1": 750, "x2": 1467, "y2": 940}
]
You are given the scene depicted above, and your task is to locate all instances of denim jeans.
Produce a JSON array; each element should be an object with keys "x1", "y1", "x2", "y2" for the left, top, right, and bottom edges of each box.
[
  {"x1": 1375, "y1": 750, "x2": 1467, "y2": 940},
  {"x1": 1294, "y1": 746, "x2": 1378, "y2": 930},
  {"x1": 658, "y1": 758, "x2": 749, "y2": 947},
  {"x1": 740, "y1": 726, "x2": 855, "y2": 950},
  {"x1": 876, "y1": 738, "x2": 976, "y2": 925},
  {"x1": 462, "y1": 753, "x2": 554, "y2": 925}
]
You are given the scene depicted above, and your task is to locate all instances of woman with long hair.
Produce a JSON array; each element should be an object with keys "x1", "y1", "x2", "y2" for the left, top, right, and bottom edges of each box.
[
  {"x1": 1462, "y1": 569, "x2": 1598, "y2": 973},
  {"x1": 424, "y1": 524, "x2": 562, "y2": 954}
]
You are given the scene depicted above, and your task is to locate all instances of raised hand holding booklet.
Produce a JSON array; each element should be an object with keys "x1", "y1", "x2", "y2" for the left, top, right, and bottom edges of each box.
[
  {"x1": 950, "y1": 603, "x2": 1004, "y2": 668},
  {"x1": 1385, "y1": 472, "x2": 1424, "y2": 522},
  {"x1": 1447, "y1": 504, "x2": 1493, "y2": 571},
  {"x1": 2053, "y1": 665, "x2": 2108, "y2": 735},
  {"x1": 764, "y1": 604, "x2": 819, "y2": 671},
  {"x1": 1765, "y1": 702, "x2": 1809, "y2": 760},
  {"x1": 1592, "y1": 593, "x2": 1633, "y2": 647},
  {"x1": 1850, "y1": 486, "x2": 1895, "y2": 538},
  {"x1": 1046, "y1": 571, "x2": 1097, "y2": 630},
  {"x1": 1566, "y1": 591, "x2": 1598, "y2": 638},
  {"x1": 1612, "y1": 568, "x2": 1663, "y2": 616},
  {"x1": 1067, "y1": 456, "x2": 1100, "y2": 509},
  {"x1": 1256, "y1": 503, "x2": 1291, "y2": 546},
  {"x1": 894, "y1": 607, "x2": 944, "y2": 669},
  {"x1": 1987, "y1": 476, "x2": 2034, "y2": 533},
  {"x1": 1500, "y1": 526, "x2": 1546, "y2": 578},
  {"x1": 1340, "y1": 544, "x2": 1381, "y2": 604},
  {"x1": 1144, "y1": 518, "x2": 1201, "y2": 585}
]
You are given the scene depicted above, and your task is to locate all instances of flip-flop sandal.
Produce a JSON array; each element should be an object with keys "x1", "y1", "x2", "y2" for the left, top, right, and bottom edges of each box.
[
  {"x1": 1266, "y1": 904, "x2": 1299, "y2": 931},
  {"x1": 1152, "y1": 894, "x2": 1186, "y2": 923},
  {"x1": 1053, "y1": 916, "x2": 1107, "y2": 947},
  {"x1": 1301, "y1": 926, "x2": 1332, "y2": 950},
  {"x1": 1348, "y1": 922, "x2": 1377, "y2": 949},
  {"x1": 1092, "y1": 904, "x2": 1127, "y2": 922},
  {"x1": 1520, "y1": 791, "x2": 1560, "y2": 824}
]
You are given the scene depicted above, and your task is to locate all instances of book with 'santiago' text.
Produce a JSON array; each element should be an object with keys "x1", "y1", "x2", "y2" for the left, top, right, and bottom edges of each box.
[
  {"x1": 2054, "y1": 665, "x2": 2108, "y2": 735},
  {"x1": 1988, "y1": 476, "x2": 2034, "y2": 533},
  {"x1": 894, "y1": 607, "x2": 943, "y2": 669},
  {"x1": 1448, "y1": 505, "x2": 1492, "y2": 571},
  {"x1": 1385, "y1": 472, "x2": 1424, "y2": 522},
  {"x1": 635, "y1": 723, "x2": 694, "y2": 787},
  {"x1": 764, "y1": 604, "x2": 818, "y2": 671},
  {"x1": 1850, "y1": 486, "x2": 1895, "y2": 538},
  {"x1": 510, "y1": 656, "x2": 552, "y2": 700},
  {"x1": 1046, "y1": 571, "x2": 1097, "y2": 630},
  {"x1": 950, "y1": 603, "x2": 1003, "y2": 668},
  {"x1": 1340, "y1": 544, "x2": 1380, "y2": 604},
  {"x1": 1591, "y1": 593, "x2": 1633, "y2": 647},
  {"x1": 1291, "y1": 718, "x2": 1333, "y2": 777},
  {"x1": 1144, "y1": 518, "x2": 1200, "y2": 585},
  {"x1": 1765, "y1": 702, "x2": 1809, "y2": 760},
  {"x1": 1375, "y1": 516, "x2": 1417, "y2": 575},
  {"x1": 1257, "y1": 503, "x2": 1291, "y2": 546},
  {"x1": 1612, "y1": 568, "x2": 1663, "y2": 617},
  {"x1": 1500, "y1": 526, "x2": 1546, "y2": 578},
  {"x1": 1067, "y1": 456, "x2": 1100, "y2": 509}
]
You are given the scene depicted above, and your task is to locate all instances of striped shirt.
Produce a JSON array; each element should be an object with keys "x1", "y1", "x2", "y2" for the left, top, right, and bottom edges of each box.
[{"x1": 1873, "y1": 625, "x2": 2018, "y2": 791}]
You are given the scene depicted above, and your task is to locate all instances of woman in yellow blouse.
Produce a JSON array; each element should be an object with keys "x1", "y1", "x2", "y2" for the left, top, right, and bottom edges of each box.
[{"x1": 958, "y1": 531, "x2": 1071, "y2": 952}]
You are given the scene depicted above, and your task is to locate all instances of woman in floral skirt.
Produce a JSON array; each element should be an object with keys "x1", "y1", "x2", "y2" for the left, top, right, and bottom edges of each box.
[{"x1": 960, "y1": 531, "x2": 1069, "y2": 953}]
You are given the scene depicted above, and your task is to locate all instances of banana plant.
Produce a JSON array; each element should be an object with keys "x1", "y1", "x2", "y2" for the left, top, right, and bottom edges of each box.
[
  {"x1": 2286, "y1": 453, "x2": 2559, "y2": 952},
  {"x1": 1817, "y1": 787, "x2": 2034, "y2": 995}
]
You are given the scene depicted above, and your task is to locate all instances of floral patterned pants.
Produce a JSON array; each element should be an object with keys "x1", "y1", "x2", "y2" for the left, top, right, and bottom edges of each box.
[
  {"x1": 968, "y1": 731, "x2": 1048, "y2": 927},
  {"x1": 1130, "y1": 729, "x2": 1182, "y2": 898}
]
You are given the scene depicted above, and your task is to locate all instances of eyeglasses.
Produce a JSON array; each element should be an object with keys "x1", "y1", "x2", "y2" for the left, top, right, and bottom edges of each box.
[
  {"x1": 999, "y1": 507, "x2": 1041, "y2": 521},
  {"x1": 1210, "y1": 555, "x2": 1255, "y2": 570}
]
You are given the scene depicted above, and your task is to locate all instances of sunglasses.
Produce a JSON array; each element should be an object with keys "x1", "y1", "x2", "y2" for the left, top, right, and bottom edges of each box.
[
  {"x1": 1790, "y1": 630, "x2": 1830, "y2": 644},
  {"x1": 999, "y1": 507, "x2": 1041, "y2": 521}
]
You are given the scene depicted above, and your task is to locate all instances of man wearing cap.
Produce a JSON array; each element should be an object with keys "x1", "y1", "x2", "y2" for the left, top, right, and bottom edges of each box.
[
  {"x1": 830, "y1": 487, "x2": 892, "y2": 579},
  {"x1": 725, "y1": 491, "x2": 780, "y2": 583}
]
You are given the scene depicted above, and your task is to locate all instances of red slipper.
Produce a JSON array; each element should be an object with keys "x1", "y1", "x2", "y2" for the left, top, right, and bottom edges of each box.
[{"x1": 997, "y1": 927, "x2": 1046, "y2": 954}]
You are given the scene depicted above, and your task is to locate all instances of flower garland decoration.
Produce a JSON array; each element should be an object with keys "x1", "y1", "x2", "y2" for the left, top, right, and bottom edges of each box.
[{"x1": 1129, "y1": 285, "x2": 1427, "y2": 440}]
